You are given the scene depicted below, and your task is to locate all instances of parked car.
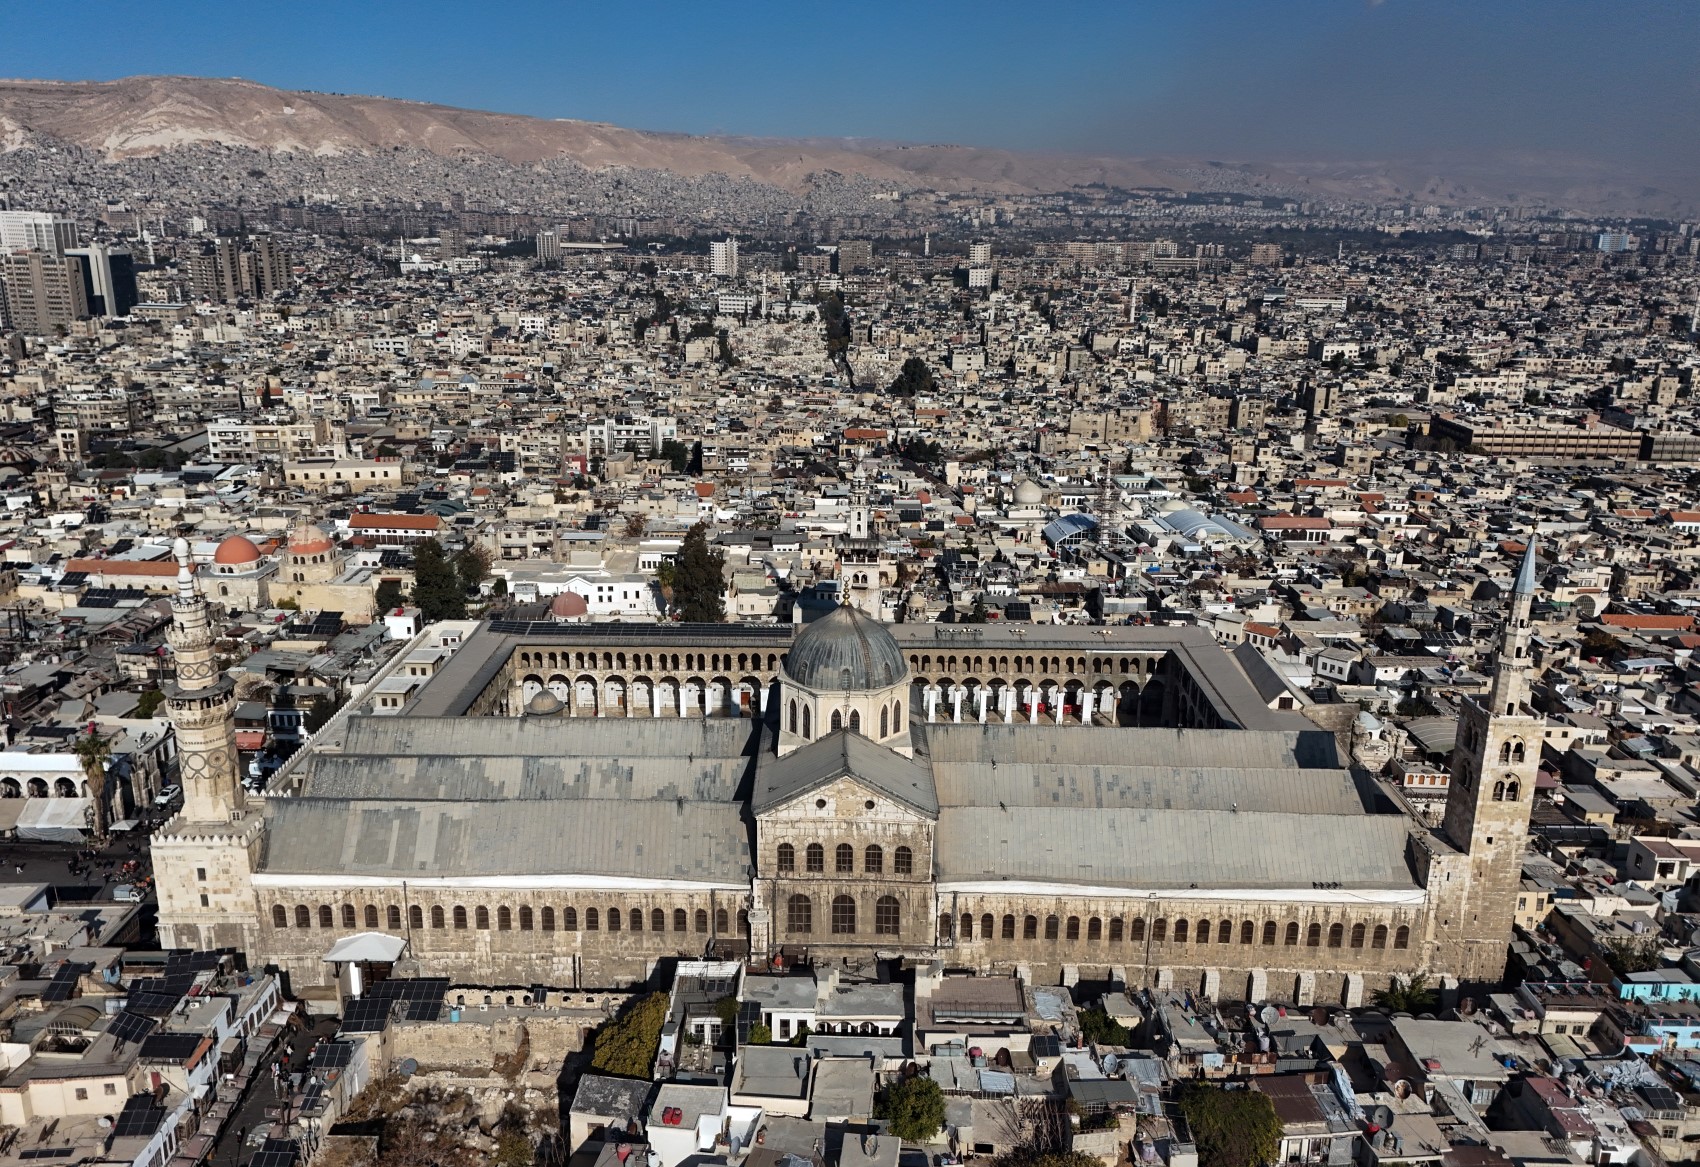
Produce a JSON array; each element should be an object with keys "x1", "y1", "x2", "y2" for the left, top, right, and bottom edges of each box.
[{"x1": 153, "y1": 785, "x2": 181, "y2": 807}]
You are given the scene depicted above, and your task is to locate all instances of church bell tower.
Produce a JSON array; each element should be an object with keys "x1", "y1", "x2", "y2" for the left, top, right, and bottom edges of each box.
[
  {"x1": 1433, "y1": 540, "x2": 1542, "y2": 982},
  {"x1": 151, "y1": 538, "x2": 264, "y2": 951}
]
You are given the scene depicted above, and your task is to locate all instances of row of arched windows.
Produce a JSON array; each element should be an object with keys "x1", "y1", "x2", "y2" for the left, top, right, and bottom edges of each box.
[
  {"x1": 788, "y1": 701, "x2": 903, "y2": 740},
  {"x1": 1490, "y1": 779, "x2": 1522, "y2": 802},
  {"x1": 516, "y1": 650, "x2": 782, "y2": 674},
  {"x1": 942, "y1": 912, "x2": 1411, "y2": 951},
  {"x1": 786, "y1": 894, "x2": 900, "y2": 936},
  {"x1": 908, "y1": 654, "x2": 1160, "y2": 677},
  {"x1": 271, "y1": 903, "x2": 749, "y2": 936},
  {"x1": 777, "y1": 843, "x2": 914, "y2": 876}
]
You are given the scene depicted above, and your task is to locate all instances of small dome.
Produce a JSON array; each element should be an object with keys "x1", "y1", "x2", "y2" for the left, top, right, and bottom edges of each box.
[
  {"x1": 785, "y1": 604, "x2": 907, "y2": 692},
  {"x1": 525, "y1": 690, "x2": 565, "y2": 716},
  {"x1": 549, "y1": 592, "x2": 589, "y2": 619},
  {"x1": 214, "y1": 534, "x2": 263, "y2": 565},
  {"x1": 1013, "y1": 479, "x2": 1043, "y2": 505},
  {"x1": 288, "y1": 524, "x2": 333, "y2": 556}
]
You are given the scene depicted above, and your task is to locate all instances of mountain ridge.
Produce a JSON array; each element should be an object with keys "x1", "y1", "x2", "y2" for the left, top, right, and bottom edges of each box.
[{"x1": 0, "y1": 75, "x2": 1689, "y2": 215}]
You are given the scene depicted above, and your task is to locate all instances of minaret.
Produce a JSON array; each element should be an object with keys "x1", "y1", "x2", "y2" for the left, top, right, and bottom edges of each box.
[
  {"x1": 151, "y1": 538, "x2": 263, "y2": 953},
  {"x1": 165, "y1": 538, "x2": 244, "y2": 822},
  {"x1": 1433, "y1": 539, "x2": 1542, "y2": 982}
]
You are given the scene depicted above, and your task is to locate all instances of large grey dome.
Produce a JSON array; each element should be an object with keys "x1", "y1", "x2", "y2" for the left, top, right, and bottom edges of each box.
[{"x1": 786, "y1": 605, "x2": 908, "y2": 691}]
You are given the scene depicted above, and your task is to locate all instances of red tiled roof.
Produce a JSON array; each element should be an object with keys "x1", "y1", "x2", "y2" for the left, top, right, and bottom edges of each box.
[
  {"x1": 1600, "y1": 613, "x2": 1693, "y2": 631},
  {"x1": 350, "y1": 513, "x2": 439, "y2": 531},
  {"x1": 64, "y1": 558, "x2": 178, "y2": 576}
]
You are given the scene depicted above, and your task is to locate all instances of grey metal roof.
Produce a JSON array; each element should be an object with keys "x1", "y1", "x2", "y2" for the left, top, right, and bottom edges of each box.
[
  {"x1": 782, "y1": 604, "x2": 907, "y2": 691},
  {"x1": 334, "y1": 715, "x2": 752, "y2": 759},
  {"x1": 934, "y1": 807, "x2": 1418, "y2": 890},
  {"x1": 930, "y1": 761, "x2": 1366, "y2": 816},
  {"x1": 260, "y1": 798, "x2": 750, "y2": 882},
  {"x1": 301, "y1": 752, "x2": 746, "y2": 803},
  {"x1": 753, "y1": 730, "x2": 938, "y2": 817},
  {"x1": 919, "y1": 725, "x2": 1341, "y2": 770}
]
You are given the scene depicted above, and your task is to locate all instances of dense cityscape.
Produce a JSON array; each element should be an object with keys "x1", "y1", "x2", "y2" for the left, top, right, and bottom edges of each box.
[{"x1": 1, "y1": 44, "x2": 1700, "y2": 1167}]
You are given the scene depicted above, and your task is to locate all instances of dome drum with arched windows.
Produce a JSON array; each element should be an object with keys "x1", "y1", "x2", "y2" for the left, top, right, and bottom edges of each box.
[{"x1": 778, "y1": 605, "x2": 912, "y2": 756}]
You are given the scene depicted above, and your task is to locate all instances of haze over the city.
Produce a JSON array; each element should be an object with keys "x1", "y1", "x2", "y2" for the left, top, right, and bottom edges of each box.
[{"x1": 4, "y1": 0, "x2": 1698, "y2": 193}]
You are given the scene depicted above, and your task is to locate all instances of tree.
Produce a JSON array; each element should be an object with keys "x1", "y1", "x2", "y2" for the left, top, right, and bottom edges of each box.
[
  {"x1": 1076, "y1": 1006, "x2": 1131, "y2": 1047},
  {"x1": 303, "y1": 691, "x2": 347, "y2": 735},
  {"x1": 674, "y1": 523, "x2": 726, "y2": 623},
  {"x1": 966, "y1": 597, "x2": 988, "y2": 624},
  {"x1": 659, "y1": 439, "x2": 692, "y2": 474},
  {"x1": 1603, "y1": 935, "x2": 1663, "y2": 976},
  {"x1": 879, "y1": 1075, "x2": 946, "y2": 1144},
  {"x1": 589, "y1": 992, "x2": 668, "y2": 1078},
  {"x1": 1372, "y1": 972, "x2": 1440, "y2": 1014},
  {"x1": 1177, "y1": 1083, "x2": 1281, "y2": 1167},
  {"x1": 375, "y1": 579, "x2": 405, "y2": 613},
  {"x1": 453, "y1": 543, "x2": 492, "y2": 593},
  {"x1": 412, "y1": 539, "x2": 465, "y2": 621},
  {"x1": 748, "y1": 1023, "x2": 773, "y2": 1045},
  {"x1": 889, "y1": 356, "x2": 936, "y2": 398},
  {"x1": 74, "y1": 731, "x2": 112, "y2": 841},
  {"x1": 132, "y1": 689, "x2": 166, "y2": 719}
]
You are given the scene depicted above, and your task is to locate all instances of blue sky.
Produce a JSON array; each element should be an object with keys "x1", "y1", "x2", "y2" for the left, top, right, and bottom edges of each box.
[{"x1": 3, "y1": 0, "x2": 1696, "y2": 174}]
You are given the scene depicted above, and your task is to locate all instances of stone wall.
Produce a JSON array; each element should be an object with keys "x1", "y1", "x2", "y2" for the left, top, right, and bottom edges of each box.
[{"x1": 386, "y1": 1014, "x2": 595, "y2": 1073}]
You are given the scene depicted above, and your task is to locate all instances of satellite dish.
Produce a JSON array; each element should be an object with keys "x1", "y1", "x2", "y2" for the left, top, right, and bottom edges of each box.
[
  {"x1": 397, "y1": 1058, "x2": 418, "y2": 1078},
  {"x1": 97, "y1": 1116, "x2": 113, "y2": 1130}
]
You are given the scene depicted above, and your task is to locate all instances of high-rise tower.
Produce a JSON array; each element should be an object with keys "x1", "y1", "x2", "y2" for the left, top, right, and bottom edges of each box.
[
  {"x1": 151, "y1": 538, "x2": 264, "y2": 950},
  {"x1": 1431, "y1": 540, "x2": 1542, "y2": 982}
]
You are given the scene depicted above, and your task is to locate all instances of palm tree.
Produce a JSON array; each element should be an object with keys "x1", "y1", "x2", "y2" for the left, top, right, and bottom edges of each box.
[{"x1": 73, "y1": 731, "x2": 111, "y2": 842}]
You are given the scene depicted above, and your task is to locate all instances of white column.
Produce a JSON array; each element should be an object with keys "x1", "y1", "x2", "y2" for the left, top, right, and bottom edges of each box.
[
  {"x1": 596, "y1": 685, "x2": 605, "y2": 717},
  {"x1": 925, "y1": 686, "x2": 939, "y2": 723},
  {"x1": 951, "y1": 687, "x2": 963, "y2": 723},
  {"x1": 1028, "y1": 689, "x2": 1038, "y2": 723},
  {"x1": 651, "y1": 685, "x2": 661, "y2": 719},
  {"x1": 1081, "y1": 691, "x2": 1095, "y2": 724},
  {"x1": 1003, "y1": 688, "x2": 1015, "y2": 723},
  {"x1": 977, "y1": 690, "x2": 989, "y2": 723},
  {"x1": 759, "y1": 685, "x2": 769, "y2": 713}
]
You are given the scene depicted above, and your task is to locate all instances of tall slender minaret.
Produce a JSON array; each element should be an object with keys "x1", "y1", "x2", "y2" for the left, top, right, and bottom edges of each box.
[
  {"x1": 151, "y1": 538, "x2": 262, "y2": 952},
  {"x1": 1432, "y1": 539, "x2": 1542, "y2": 982},
  {"x1": 164, "y1": 538, "x2": 244, "y2": 823}
]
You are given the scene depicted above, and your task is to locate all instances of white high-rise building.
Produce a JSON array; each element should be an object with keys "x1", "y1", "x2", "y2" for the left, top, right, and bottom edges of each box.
[
  {"x1": 709, "y1": 238, "x2": 738, "y2": 277},
  {"x1": 0, "y1": 211, "x2": 78, "y2": 256},
  {"x1": 968, "y1": 239, "x2": 992, "y2": 267}
]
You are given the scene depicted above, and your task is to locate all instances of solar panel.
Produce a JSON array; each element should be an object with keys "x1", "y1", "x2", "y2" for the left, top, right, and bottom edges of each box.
[
  {"x1": 128, "y1": 991, "x2": 183, "y2": 1017},
  {"x1": 107, "y1": 1011, "x2": 157, "y2": 1045},
  {"x1": 40, "y1": 964, "x2": 88, "y2": 1003},
  {"x1": 249, "y1": 1139, "x2": 302, "y2": 1167},
  {"x1": 401, "y1": 999, "x2": 442, "y2": 1021},
  {"x1": 112, "y1": 1094, "x2": 167, "y2": 1138},
  {"x1": 311, "y1": 1041, "x2": 354, "y2": 1070},
  {"x1": 338, "y1": 998, "x2": 391, "y2": 1034}
]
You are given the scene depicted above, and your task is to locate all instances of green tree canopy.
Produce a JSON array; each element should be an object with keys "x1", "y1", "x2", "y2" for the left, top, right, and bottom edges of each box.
[
  {"x1": 411, "y1": 539, "x2": 465, "y2": 621},
  {"x1": 589, "y1": 992, "x2": 668, "y2": 1078},
  {"x1": 1372, "y1": 972, "x2": 1440, "y2": 1013},
  {"x1": 674, "y1": 522, "x2": 726, "y2": 623},
  {"x1": 374, "y1": 578, "x2": 405, "y2": 613},
  {"x1": 1178, "y1": 1083, "x2": 1281, "y2": 1167},
  {"x1": 889, "y1": 356, "x2": 936, "y2": 397},
  {"x1": 132, "y1": 689, "x2": 166, "y2": 719},
  {"x1": 453, "y1": 543, "x2": 492, "y2": 593},
  {"x1": 879, "y1": 1075, "x2": 946, "y2": 1144}
]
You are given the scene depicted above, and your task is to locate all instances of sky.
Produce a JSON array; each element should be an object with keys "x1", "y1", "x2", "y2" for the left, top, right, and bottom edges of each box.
[{"x1": 3, "y1": 0, "x2": 1697, "y2": 178}]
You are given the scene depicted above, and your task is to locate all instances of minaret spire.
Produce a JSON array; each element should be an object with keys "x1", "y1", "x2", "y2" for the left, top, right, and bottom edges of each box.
[
  {"x1": 1486, "y1": 539, "x2": 1539, "y2": 717},
  {"x1": 165, "y1": 537, "x2": 244, "y2": 821}
]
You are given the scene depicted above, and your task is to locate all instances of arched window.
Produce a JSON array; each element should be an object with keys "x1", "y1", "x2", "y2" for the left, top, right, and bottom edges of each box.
[
  {"x1": 1003, "y1": 915, "x2": 1017, "y2": 939},
  {"x1": 563, "y1": 907, "x2": 578, "y2": 931},
  {"x1": 1109, "y1": 917, "x2": 1124, "y2": 942},
  {"x1": 881, "y1": 708, "x2": 889, "y2": 738},
  {"x1": 1196, "y1": 918, "x2": 1211, "y2": 944},
  {"x1": 630, "y1": 909, "x2": 643, "y2": 932},
  {"x1": 865, "y1": 845, "x2": 883, "y2": 874},
  {"x1": 1023, "y1": 915, "x2": 1038, "y2": 939},
  {"x1": 295, "y1": 905, "x2": 311, "y2": 929},
  {"x1": 893, "y1": 701, "x2": 902, "y2": 731},
  {"x1": 497, "y1": 906, "x2": 512, "y2": 931},
  {"x1": 788, "y1": 701, "x2": 797, "y2": 734},
  {"x1": 849, "y1": 710, "x2": 861, "y2": 732},
  {"x1": 430, "y1": 905, "x2": 444, "y2": 929},
  {"x1": 1066, "y1": 916, "x2": 1081, "y2": 941},
  {"x1": 542, "y1": 907, "x2": 556, "y2": 931},
  {"x1": 939, "y1": 913, "x2": 953, "y2": 941},
  {"x1": 875, "y1": 896, "x2": 900, "y2": 935},
  {"x1": 585, "y1": 908, "x2": 599, "y2": 931},
  {"x1": 1241, "y1": 921, "x2": 1255, "y2": 945},
  {"x1": 1328, "y1": 923, "x2": 1344, "y2": 948},
  {"x1": 453, "y1": 906, "x2": 468, "y2": 930},
  {"x1": 674, "y1": 909, "x2": 687, "y2": 931},
  {"x1": 894, "y1": 846, "x2": 913, "y2": 875},
  {"x1": 1394, "y1": 925, "x2": 1410, "y2": 950},
  {"x1": 1505, "y1": 780, "x2": 1520, "y2": 801},
  {"x1": 340, "y1": 904, "x2": 355, "y2": 928},
  {"x1": 1372, "y1": 924, "x2": 1388, "y2": 949},
  {"x1": 319, "y1": 905, "x2": 335, "y2": 929},
  {"x1": 694, "y1": 909, "x2": 708, "y2": 933},
  {"x1": 606, "y1": 908, "x2": 620, "y2": 933},
  {"x1": 803, "y1": 707, "x2": 811, "y2": 738},
  {"x1": 1152, "y1": 918, "x2": 1167, "y2": 943},
  {"x1": 982, "y1": 913, "x2": 994, "y2": 939},
  {"x1": 836, "y1": 844, "x2": 855, "y2": 873},
  {"x1": 1129, "y1": 918, "x2": 1146, "y2": 943},
  {"x1": 777, "y1": 843, "x2": 795, "y2": 873},
  {"x1": 1173, "y1": 919, "x2": 1188, "y2": 944},
  {"x1": 1262, "y1": 921, "x2": 1278, "y2": 945},
  {"x1": 831, "y1": 711, "x2": 843, "y2": 732},
  {"x1": 272, "y1": 905, "x2": 287, "y2": 929},
  {"x1": 364, "y1": 905, "x2": 379, "y2": 929},
  {"x1": 788, "y1": 895, "x2": 813, "y2": 934},
  {"x1": 1350, "y1": 923, "x2": 1366, "y2": 948},
  {"x1": 716, "y1": 908, "x2": 729, "y2": 933},
  {"x1": 806, "y1": 844, "x2": 825, "y2": 873},
  {"x1": 651, "y1": 909, "x2": 665, "y2": 932},
  {"x1": 388, "y1": 905, "x2": 402, "y2": 931},
  {"x1": 476, "y1": 906, "x2": 491, "y2": 930},
  {"x1": 1492, "y1": 780, "x2": 1506, "y2": 802},
  {"x1": 1284, "y1": 922, "x2": 1300, "y2": 946},
  {"x1": 1511, "y1": 741, "x2": 1525, "y2": 762},
  {"x1": 1306, "y1": 923, "x2": 1322, "y2": 947},
  {"x1": 960, "y1": 914, "x2": 974, "y2": 940},
  {"x1": 832, "y1": 896, "x2": 857, "y2": 934},
  {"x1": 1045, "y1": 915, "x2": 1060, "y2": 940},
  {"x1": 1088, "y1": 917, "x2": 1102, "y2": 941},
  {"x1": 1218, "y1": 919, "x2": 1233, "y2": 944}
]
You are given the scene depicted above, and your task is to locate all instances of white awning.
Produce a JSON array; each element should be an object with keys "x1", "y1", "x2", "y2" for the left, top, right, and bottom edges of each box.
[
  {"x1": 322, "y1": 932, "x2": 407, "y2": 964},
  {"x1": 17, "y1": 798, "x2": 89, "y2": 842}
]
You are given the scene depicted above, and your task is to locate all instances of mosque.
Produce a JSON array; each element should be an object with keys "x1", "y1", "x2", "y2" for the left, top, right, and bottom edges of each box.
[{"x1": 151, "y1": 538, "x2": 1543, "y2": 1008}]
